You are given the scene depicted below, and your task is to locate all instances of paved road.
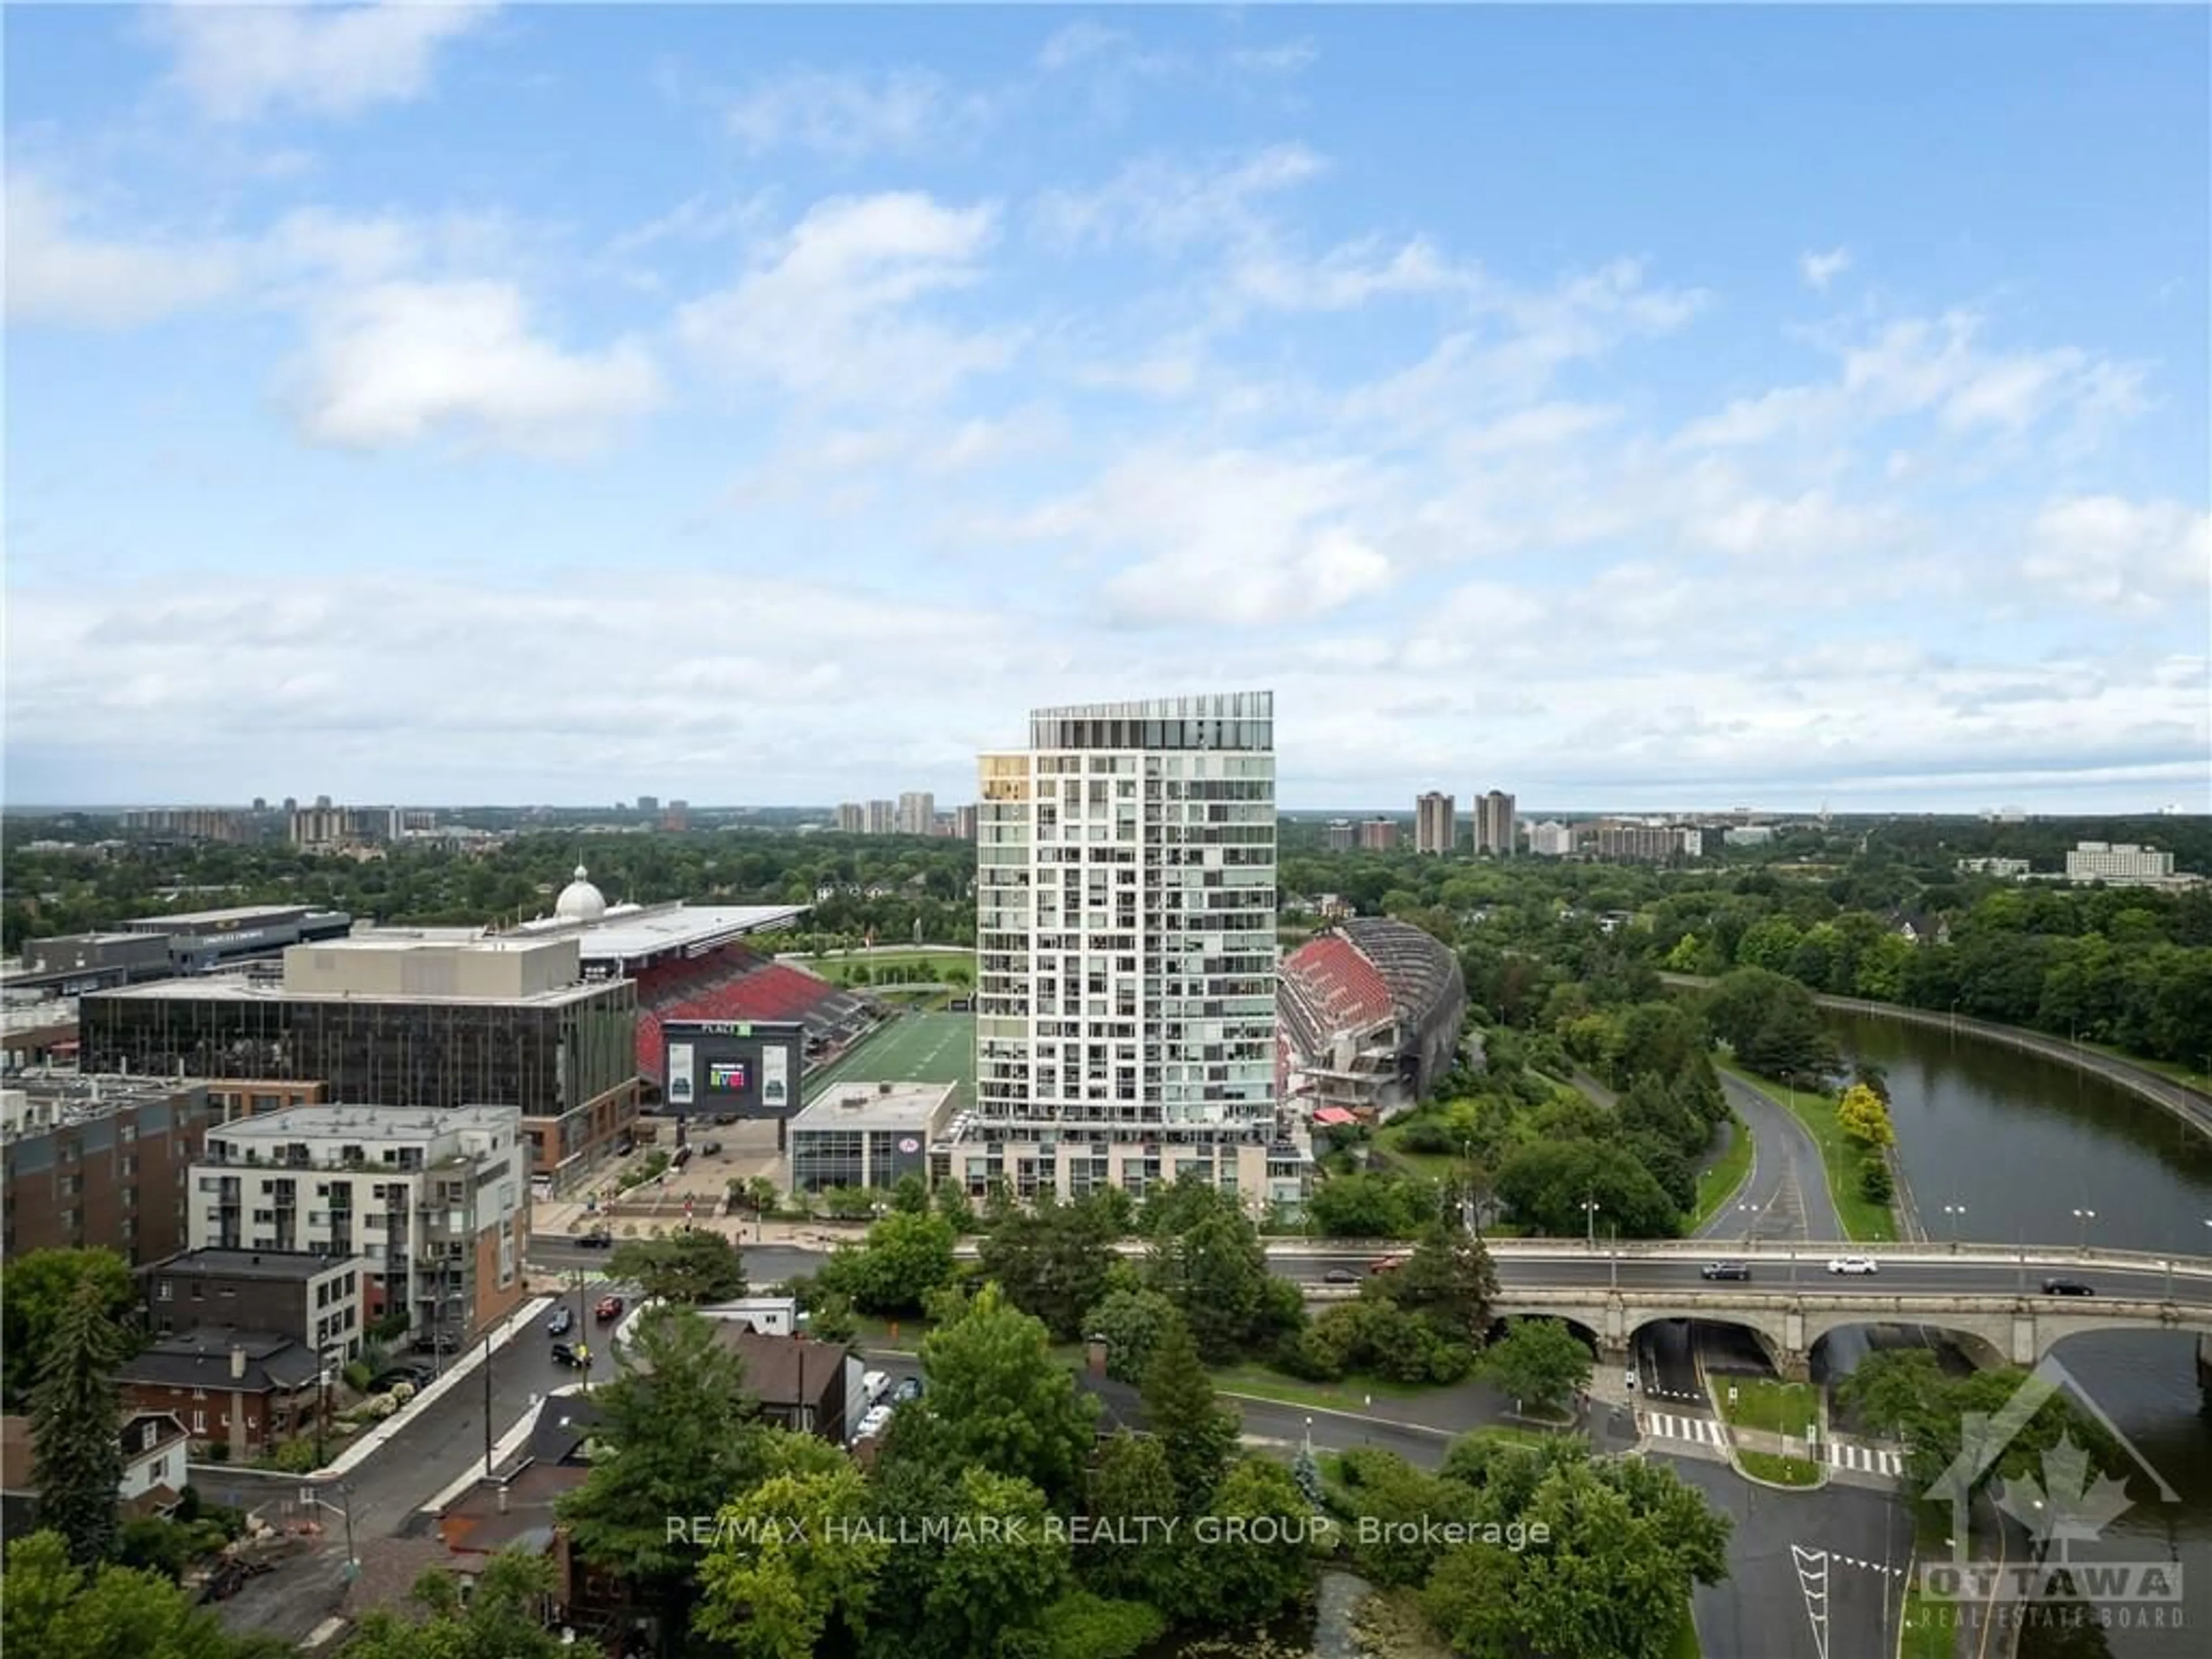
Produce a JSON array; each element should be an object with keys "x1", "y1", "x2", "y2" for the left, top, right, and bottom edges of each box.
[
  {"x1": 1672, "y1": 1453, "x2": 1914, "y2": 1659},
  {"x1": 1698, "y1": 1073, "x2": 1846, "y2": 1244}
]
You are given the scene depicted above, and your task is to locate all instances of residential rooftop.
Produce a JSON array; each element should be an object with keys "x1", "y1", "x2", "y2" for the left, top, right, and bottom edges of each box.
[
  {"x1": 206, "y1": 1103, "x2": 522, "y2": 1145},
  {"x1": 792, "y1": 1080, "x2": 957, "y2": 1134},
  {"x1": 150, "y1": 1248, "x2": 364, "y2": 1282}
]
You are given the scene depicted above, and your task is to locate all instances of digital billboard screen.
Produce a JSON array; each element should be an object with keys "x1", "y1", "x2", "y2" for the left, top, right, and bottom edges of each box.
[{"x1": 661, "y1": 1019, "x2": 805, "y2": 1120}]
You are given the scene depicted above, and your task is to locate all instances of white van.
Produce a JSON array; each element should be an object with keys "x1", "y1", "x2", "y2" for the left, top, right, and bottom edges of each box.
[{"x1": 861, "y1": 1369, "x2": 891, "y2": 1406}]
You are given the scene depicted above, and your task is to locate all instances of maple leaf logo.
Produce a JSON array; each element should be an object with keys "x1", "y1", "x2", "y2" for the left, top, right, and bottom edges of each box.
[{"x1": 1994, "y1": 1434, "x2": 2133, "y2": 1558}]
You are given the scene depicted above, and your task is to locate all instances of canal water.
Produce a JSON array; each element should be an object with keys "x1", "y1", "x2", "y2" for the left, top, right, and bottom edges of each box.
[{"x1": 1830, "y1": 1012, "x2": 2212, "y2": 1658}]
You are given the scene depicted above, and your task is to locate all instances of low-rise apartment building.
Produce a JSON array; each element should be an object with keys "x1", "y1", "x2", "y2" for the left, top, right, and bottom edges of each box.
[
  {"x1": 146, "y1": 1247, "x2": 369, "y2": 1361},
  {"x1": 189, "y1": 1104, "x2": 529, "y2": 1344},
  {"x1": 1, "y1": 1074, "x2": 221, "y2": 1264}
]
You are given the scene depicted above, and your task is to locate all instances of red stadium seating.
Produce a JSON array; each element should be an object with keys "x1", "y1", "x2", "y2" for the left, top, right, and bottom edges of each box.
[
  {"x1": 1282, "y1": 936, "x2": 1395, "y2": 1036},
  {"x1": 634, "y1": 959, "x2": 858, "y2": 1082}
]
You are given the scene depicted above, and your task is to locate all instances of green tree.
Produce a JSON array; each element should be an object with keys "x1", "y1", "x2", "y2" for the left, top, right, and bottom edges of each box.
[
  {"x1": 933, "y1": 1181, "x2": 979, "y2": 1234},
  {"x1": 1080, "y1": 1287, "x2": 1181, "y2": 1384},
  {"x1": 1140, "y1": 1315, "x2": 1240, "y2": 1514},
  {"x1": 1373, "y1": 1229, "x2": 1499, "y2": 1344},
  {"x1": 2, "y1": 1248, "x2": 138, "y2": 1410},
  {"x1": 1145, "y1": 1206, "x2": 1293, "y2": 1363},
  {"x1": 31, "y1": 1279, "x2": 134, "y2": 1565},
  {"x1": 1173, "y1": 1459, "x2": 1315, "y2": 1626},
  {"x1": 917, "y1": 1468, "x2": 1073, "y2": 1659},
  {"x1": 822, "y1": 1211, "x2": 958, "y2": 1314},
  {"x1": 696, "y1": 1461, "x2": 888, "y2": 1659},
  {"x1": 608, "y1": 1228, "x2": 749, "y2": 1305},
  {"x1": 0, "y1": 1530, "x2": 257, "y2": 1659},
  {"x1": 918, "y1": 1283, "x2": 1100, "y2": 1506},
  {"x1": 1478, "y1": 1319, "x2": 1592, "y2": 1418},
  {"x1": 978, "y1": 1196, "x2": 1121, "y2": 1342},
  {"x1": 1082, "y1": 1431, "x2": 1182, "y2": 1604},
  {"x1": 340, "y1": 1550, "x2": 567, "y2": 1659},
  {"x1": 556, "y1": 1308, "x2": 764, "y2": 1651},
  {"x1": 890, "y1": 1172, "x2": 930, "y2": 1213}
]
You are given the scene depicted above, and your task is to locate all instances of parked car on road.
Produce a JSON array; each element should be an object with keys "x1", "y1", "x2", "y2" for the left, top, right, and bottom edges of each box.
[
  {"x1": 551, "y1": 1342, "x2": 582, "y2": 1368},
  {"x1": 595, "y1": 1294, "x2": 625, "y2": 1322},
  {"x1": 1700, "y1": 1262, "x2": 1752, "y2": 1281},
  {"x1": 548, "y1": 1306, "x2": 575, "y2": 1337},
  {"x1": 577, "y1": 1228, "x2": 614, "y2": 1250},
  {"x1": 1323, "y1": 1268, "x2": 1359, "y2": 1285},
  {"x1": 891, "y1": 1377, "x2": 924, "y2": 1404},
  {"x1": 861, "y1": 1369, "x2": 891, "y2": 1406},
  {"x1": 2041, "y1": 1278, "x2": 2095, "y2": 1297},
  {"x1": 1827, "y1": 1256, "x2": 1880, "y2": 1275}
]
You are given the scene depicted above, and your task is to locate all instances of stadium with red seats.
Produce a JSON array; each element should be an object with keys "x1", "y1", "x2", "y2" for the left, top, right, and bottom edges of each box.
[{"x1": 1277, "y1": 917, "x2": 1467, "y2": 1124}]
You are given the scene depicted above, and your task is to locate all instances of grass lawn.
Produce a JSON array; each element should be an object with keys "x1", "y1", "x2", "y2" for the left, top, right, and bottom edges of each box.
[
  {"x1": 1207, "y1": 1362, "x2": 1436, "y2": 1414},
  {"x1": 1372, "y1": 1120, "x2": 1462, "y2": 1181},
  {"x1": 1737, "y1": 1449, "x2": 1823, "y2": 1487},
  {"x1": 1665, "y1": 1602, "x2": 1702, "y2": 1659},
  {"x1": 1898, "y1": 1502, "x2": 1959, "y2": 1659},
  {"x1": 804, "y1": 1009, "x2": 976, "y2": 1109},
  {"x1": 1688, "y1": 1115, "x2": 1755, "y2": 1231},
  {"x1": 1717, "y1": 1378, "x2": 1818, "y2": 1439},
  {"x1": 1456, "y1": 1424, "x2": 1562, "y2": 1453},
  {"x1": 801, "y1": 948, "x2": 974, "y2": 983},
  {"x1": 1713, "y1": 1057, "x2": 1896, "y2": 1243}
]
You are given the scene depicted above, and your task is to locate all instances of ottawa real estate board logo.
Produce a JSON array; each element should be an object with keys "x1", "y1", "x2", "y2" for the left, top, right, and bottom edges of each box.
[{"x1": 1920, "y1": 1355, "x2": 2184, "y2": 1619}]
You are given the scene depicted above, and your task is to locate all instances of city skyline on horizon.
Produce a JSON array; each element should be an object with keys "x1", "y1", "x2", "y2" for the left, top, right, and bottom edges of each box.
[{"x1": 6, "y1": 6, "x2": 2206, "y2": 814}]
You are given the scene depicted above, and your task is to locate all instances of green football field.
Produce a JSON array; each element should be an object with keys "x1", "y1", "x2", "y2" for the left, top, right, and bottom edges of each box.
[{"x1": 805, "y1": 1009, "x2": 975, "y2": 1109}]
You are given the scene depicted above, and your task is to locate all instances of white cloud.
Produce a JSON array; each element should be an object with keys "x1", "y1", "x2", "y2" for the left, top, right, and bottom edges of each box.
[
  {"x1": 282, "y1": 280, "x2": 662, "y2": 457},
  {"x1": 1031, "y1": 145, "x2": 1326, "y2": 253},
  {"x1": 153, "y1": 2, "x2": 495, "y2": 122},
  {"x1": 1007, "y1": 448, "x2": 1400, "y2": 627},
  {"x1": 1800, "y1": 247, "x2": 1852, "y2": 291},
  {"x1": 724, "y1": 67, "x2": 987, "y2": 157},
  {"x1": 1675, "y1": 310, "x2": 2145, "y2": 452},
  {"x1": 4, "y1": 172, "x2": 241, "y2": 326},
  {"x1": 1037, "y1": 22, "x2": 1127, "y2": 73},
  {"x1": 677, "y1": 192, "x2": 1015, "y2": 408},
  {"x1": 2022, "y1": 496, "x2": 2212, "y2": 610},
  {"x1": 1228, "y1": 39, "x2": 1319, "y2": 76}
]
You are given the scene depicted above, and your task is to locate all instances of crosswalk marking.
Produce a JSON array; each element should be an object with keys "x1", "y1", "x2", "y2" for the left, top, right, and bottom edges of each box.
[
  {"x1": 1645, "y1": 1411, "x2": 1730, "y2": 1448},
  {"x1": 1827, "y1": 1440, "x2": 1905, "y2": 1476}
]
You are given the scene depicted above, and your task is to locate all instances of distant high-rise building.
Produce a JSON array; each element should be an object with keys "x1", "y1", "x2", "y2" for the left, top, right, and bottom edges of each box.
[
  {"x1": 1358, "y1": 818, "x2": 1398, "y2": 851},
  {"x1": 315, "y1": 794, "x2": 332, "y2": 810},
  {"x1": 282, "y1": 797, "x2": 298, "y2": 813},
  {"x1": 1528, "y1": 820, "x2": 1574, "y2": 857},
  {"x1": 897, "y1": 791, "x2": 936, "y2": 836},
  {"x1": 252, "y1": 797, "x2": 268, "y2": 813},
  {"x1": 1476, "y1": 790, "x2": 1517, "y2": 855},
  {"x1": 866, "y1": 800, "x2": 897, "y2": 835},
  {"x1": 663, "y1": 800, "x2": 690, "y2": 832},
  {"x1": 955, "y1": 804, "x2": 979, "y2": 841},
  {"x1": 637, "y1": 795, "x2": 660, "y2": 815},
  {"x1": 968, "y1": 691, "x2": 1293, "y2": 1208},
  {"x1": 1415, "y1": 791, "x2": 1457, "y2": 855},
  {"x1": 1324, "y1": 819, "x2": 1357, "y2": 852},
  {"x1": 2065, "y1": 842, "x2": 2179, "y2": 887},
  {"x1": 836, "y1": 802, "x2": 867, "y2": 834},
  {"x1": 290, "y1": 806, "x2": 349, "y2": 850},
  {"x1": 1580, "y1": 821, "x2": 1696, "y2": 863}
]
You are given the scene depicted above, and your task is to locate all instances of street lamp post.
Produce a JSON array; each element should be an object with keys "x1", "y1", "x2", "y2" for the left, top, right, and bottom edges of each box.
[
  {"x1": 1583, "y1": 1196, "x2": 1600, "y2": 1252},
  {"x1": 1943, "y1": 1203, "x2": 1966, "y2": 1252},
  {"x1": 1736, "y1": 1201, "x2": 1758, "y2": 1244},
  {"x1": 2073, "y1": 1207, "x2": 2097, "y2": 1255},
  {"x1": 297, "y1": 1482, "x2": 358, "y2": 1585}
]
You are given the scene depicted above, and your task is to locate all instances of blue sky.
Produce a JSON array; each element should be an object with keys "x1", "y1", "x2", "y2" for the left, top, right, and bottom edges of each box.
[{"x1": 6, "y1": 3, "x2": 2207, "y2": 813}]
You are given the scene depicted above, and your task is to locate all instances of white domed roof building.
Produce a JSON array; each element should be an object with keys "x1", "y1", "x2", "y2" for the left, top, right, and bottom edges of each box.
[{"x1": 553, "y1": 863, "x2": 608, "y2": 924}]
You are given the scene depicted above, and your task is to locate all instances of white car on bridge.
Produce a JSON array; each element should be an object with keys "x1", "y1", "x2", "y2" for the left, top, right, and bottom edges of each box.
[{"x1": 1826, "y1": 1255, "x2": 1880, "y2": 1275}]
